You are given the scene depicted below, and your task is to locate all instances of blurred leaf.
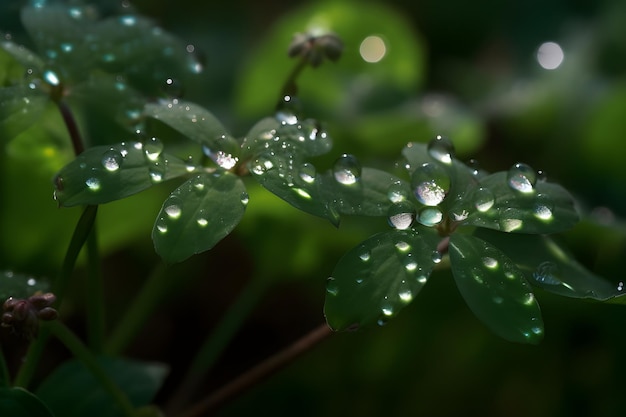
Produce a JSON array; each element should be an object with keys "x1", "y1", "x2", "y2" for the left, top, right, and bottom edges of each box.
[
  {"x1": 53, "y1": 141, "x2": 189, "y2": 207},
  {"x1": 449, "y1": 233, "x2": 544, "y2": 344},
  {"x1": 235, "y1": 1, "x2": 424, "y2": 119},
  {"x1": 0, "y1": 270, "x2": 49, "y2": 300},
  {"x1": 324, "y1": 227, "x2": 441, "y2": 331},
  {"x1": 459, "y1": 172, "x2": 579, "y2": 234},
  {"x1": 152, "y1": 171, "x2": 247, "y2": 263},
  {"x1": 241, "y1": 116, "x2": 280, "y2": 158},
  {"x1": 474, "y1": 228, "x2": 626, "y2": 302},
  {"x1": 322, "y1": 167, "x2": 408, "y2": 217},
  {"x1": 0, "y1": 86, "x2": 49, "y2": 140},
  {"x1": 144, "y1": 99, "x2": 238, "y2": 158},
  {"x1": 0, "y1": 40, "x2": 43, "y2": 73},
  {"x1": 0, "y1": 387, "x2": 54, "y2": 417},
  {"x1": 36, "y1": 357, "x2": 167, "y2": 417}
]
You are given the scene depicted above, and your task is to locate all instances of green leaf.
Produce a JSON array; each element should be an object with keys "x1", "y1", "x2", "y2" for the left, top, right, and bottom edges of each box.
[
  {"x1": 449, "y1": 233, "x2": 544, "y2": 344},
  {"x1": 324, "y1": 228, "x2": 441, "y2": 331},
  {"x1": 322, "y1": 168, "x2": 409, "y2": 217},
  {"x1": 53, "y1": 141, "x2": 189, "y2": 207},
  {"x1": 241, "y1": 117, "x2": 281, "y2": 159},
  {"x1": 0, "y1": 40, "x2": 44, "y2": 72},
  {"x1": 0, "y1": 387, "x2": 55, "y2": 417},
  {"x1": 474, "y1": 228, "x2": 625, "y2": 302},
  {"x1": 144, "y1": 99, "x2": 239, "y2": 162},
  {"x1": 36, "y1": 357, "x2": 167, "y2": 417},
  {"x1": 459, "y1": 172, "x2": 579, "y2": 234},
  {"x1": 248, "y1": 150, "x2": 339, "y2": 225},
  {"x1": 152, "y1": 171, "x2": 247, "y2": 263},
  {"x1": 0, "y1": 270, "x2": 49, "y2": 301},
  {"x1": 0, "y1": 86, "x2": 49, "y2": 140}
]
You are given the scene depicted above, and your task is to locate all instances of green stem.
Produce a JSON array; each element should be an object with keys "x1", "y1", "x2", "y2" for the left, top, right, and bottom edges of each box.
[
  {"x1": 86, "y1": 227, "x2": 105, "y2": 353},
  {"x1": 14, "y1": 205, "x2": 98, "y2": 388},
  {"x1": 277, "y1": 56, "x2": 308, "y2": 110},
  {"x1": 165, "y1": 278, "x2": 267, "y2": 413},
  {"x1": 46, "y1": 321, "x2": 136, "y2": 417},
  {"x1": 0, "y1": 346, "x2": 9, "y2": 388},
  {"x1": 104, "y1": 263, "x2": 168, "y2": 355},
  {"x1": 57, "y1": 100, "x2": 85, "y2": 155}
]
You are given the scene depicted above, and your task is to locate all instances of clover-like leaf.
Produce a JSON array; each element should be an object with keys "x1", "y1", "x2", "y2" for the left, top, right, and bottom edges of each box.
[
  {"x1": 152, "y1": 171, "x2": 247, "y2": 264},
  {"x1": 0, "y1": 270, "x2": 49, "y2": 301},
  {"x1": 458, "y1": 171, "x2": 579, "y2": 234},
  {"x1": 0, "y1": 85, "x2": 49, "y2": 140},
  {"x1": 449, "y1": 233, "x2": 544, "y2": 344},
  {"x1": 322, "y1": 167, "x2": 409, "y2": 217},
  {"x1": 144, "y1": 99, "x2": 239, "y2": 166},
  {"x1": 0, "y1": 387, "x2": 54, "y2": 417},
  {"x1": 324, "y1": 228, "x2": 441, "y2": 331},
  {"x1": 474, "y1": 228, "x2": 626, "y2": 302},
  {"x1": 36, "y1": 357, "x2": 168, "y2": 417},
  {"x1": 53, "y1": 141, "x2": 189, "y2": 207},
  {"x1": 248, "y1": 149, "x2": 339, "y2": 225}
]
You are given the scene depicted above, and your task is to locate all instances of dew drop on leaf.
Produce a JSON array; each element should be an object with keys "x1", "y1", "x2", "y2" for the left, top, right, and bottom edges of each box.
[
  {"x1": 418, "y1": 207, "x2": 443, "y2": 227},
  {"x1": 431, "y1": 250, "x2": 442, "y2": 264},
  {"x1": 144, "y1": 137, "x2": 164, "y2": 161},
  {"x1": 85, "y1": 177, "x2": 101, "y2": 191},
  {"x1": 532, "y1": 261, "x2": 561, "y2": 285},
  {"x1": 359, "y1": 250, "x2": 371, "y2": 262},
  {"x1": 240, "y1": 192, "x2": 250, "y2": 206},
  {"x1": 156, "y1": 217, "x2": 168, "y2": 234},
  {"x1": 507, "y1": 162, "x2": 537, "y2": 193},
  {"x1": 474, "y1": 187, "x2": 495, "y2": 212},
  {"x1": 427, "y1": 135, "x2": 455, "y2": 164},
  {"x1": 387, "y1": 201, "x2": 416, "y2": 230},
  {"x1": 326, "y1": 277, "x2": 339, "y2": 296},
  {"x1": 333, "y1": 154, "x2": 361, "y2": 185},
  {"x1": 102, "y1": 149, "x2": 122, "y2": 172},
  {"x1": 387, "y1": 181, "x2": 408, "y2": 203},
  {"x1": 191, "y1": 175, "x2": 205, "y2": 193},
  {"x1": 43, "y1": 70, "x2": 60, "y2": 86},
  {"x1": 164, "y1": 197, "x2": 182, "y2": 219},
  {"x1": 411, "y1": 162, "x2": 449, "y2": 206},
  {"x1": 298, "y1": 163, "x2": 316, "y2": 184},
  {"x1": 149, "y1": 163, "x2": 166, "y2": 183}
]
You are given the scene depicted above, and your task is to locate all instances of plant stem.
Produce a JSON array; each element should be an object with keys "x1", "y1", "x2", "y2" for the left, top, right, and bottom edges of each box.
[
  {"x1": 57, "y1": 100, "x2": 85, "y2": 155},
  {"x1": 166, "y1": 278, "x2": 267, "y2": 413},
  {"x1": 104, "y1": 263, "x2": 168, "y2": 355},
  {"x1": 0, "y1": 346, "x2": 9, "y2": 388},
  {"x1": 277, "y1": 57, "x2": 308, "y2": 110},
  {"x1": 46, "y1": 321, "x2": 136, "y2": 417},
  {"x1": 86, "y1": 227, "x2": 105, "y2": 353},
  {"x1": 14, "y1": 205, "x2": 98, "y2": 388},
  {"x1": 179, "y1": 323, "x2": 333, "y2": 417}
]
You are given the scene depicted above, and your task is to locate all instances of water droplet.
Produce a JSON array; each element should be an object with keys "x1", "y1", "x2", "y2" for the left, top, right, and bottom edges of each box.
[
  {"x1": 387, "y1": 181, "x2": 408, "y2": 203},
  {"x1": 144, "y1": 137, "x2": 163, "y2": 161},
  {"x1": 417, "y1": 207, "x2": 443, "y2": 227},
  {"x1": 618, "y1": 281, "x2": 624, "y2": 292},
  {"x1": 196, "y1": 209, "x2": 208, "y2": 227},
  {"x1": 333, "y1": 154, "x2": 361, "y2": 185},
  {"x1": 359, "y1": 250, "x2": 371, "y2": 262},
  {"x1": 398, "y1": 286, "x2": 413, "y2": 303},
  {"x1": 531, "y1": 326, "x2": 543, "y2": 335},
  {"x1": 482, "y1": 257, "x2": 498, "y2": 269},
  {"x1": 381, "y1": 300, "x2": 394, "y2": 316},
  {"x1": 163, "y1": 77, "x2": 183, "y2": 98},
  {"x1": 298, "y1": 163, "x2": 316, "y2": 184},
  {"x1": 500, "y1": 208, "x2": 524, "y2": 232},
  {"x1": 474, "y1": 187, "x2": 495, "y2": 212},
  {"x1": 533, "y1": 195, "x2": 554, "y2": 221},
  {"x1": 377, "y1": 317, "x2": 389, "y2": 326},
  {"x1": 191, "y1": 175, "x2": 205, "y2": 193},
  {"x1": 412, "y1": 163, "x2": 449, "y2": 206},
  {"x1": 417, "y1": 275, "x2": 427, "y2": 284},
  {"x1": 119, "y1": 15, "x2": 137, "y2": 26},
  {"x1": 326, "y1": 277, "x2": 339, "y2": 296},
  {"x1": 533, "y1": 261, "x2": 561, "y2": 285},
  {"x1": 493, "y1": 296, "x2": 504, "y2": 304},
  {"x1": 149, "y1": 162, "x2": 166, "y2": 183},
  {"x1": 60, "y1": 43, "x2": 73, "y2": 53},
  {"x1": 472, "y1": 268, "x2": 485, "y2": 284},
  {"x1": 395, "y1": 241, "x2": 410, "y2": 252},
  {"x1": 432, "y1": 251, "x2": 442, "y2": 264},
  {"x1": 102, "y1": 149, "x2": 122, "y2": 172},
  {"x1": 156, "y1": 217, "x2": 168, "y2": 234},
  {"x1": 27, "y1": 278, "x2": 36, "y2": 286},
  {"x1": 507, "y1": 162, "x2": 537, "y2": 193},
  {"x1": 404, "y1": 260, "x2": 418, "y2": 272},
  {"x1": 521, "y1": 292, "x2": 535, "y2": 306},
  {"x1": 427, "y1": 135, "x2": 455, "y2": 164},
  {"x1": 250, "y1": 155, "x2": 274, "y2": 175},
  {"x1": 387, "y1": 201, "x2": 416, "y2": 230},
  {"x1": 85, "y1": 177, "x2": 101, "y2": 191},
  {"x1": 240, "y1": 192, "x2": 249, "y2": 206},
  {"x1": 164, "y1": 197, "x2": 182, "y2": 219},
  {"x1": 467, "y1": 159, "x2": 481, "y2": 176},
  {"x1": 43, "y1": 70, "x2": 60, "y2": 86}
]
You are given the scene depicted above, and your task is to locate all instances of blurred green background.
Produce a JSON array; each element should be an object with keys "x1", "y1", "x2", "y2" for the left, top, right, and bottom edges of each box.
[{"x1": 2, "y1": 0, "x2": 626, "y2": 416}]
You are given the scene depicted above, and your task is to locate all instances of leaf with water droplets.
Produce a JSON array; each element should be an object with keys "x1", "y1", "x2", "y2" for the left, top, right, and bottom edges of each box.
[
  {"x1": 0, "y1": 85, "x2": 49, "y2": 140},
  {"x1": 249, "y1": 150, "x2": 339, "y2": 225},
  {"x1": 459, "y1": 172, "x2": 579, "y2": 234},
  {"x1": 0, "y1": 270, "x2": 49, "y2": 301},
  {"x1": 474, "y1": 228, "x2": 626, "y2": 302},
  {"x1": 322, "y1": 168, "x2": 409, "y2": 217},
  {"x1": 53, "y1": 141, "x2": 188, "y2": 207},
  {"x1": 241, "y1": 117, "x2": 280, "y2": 158},
  {"x1": 144, "y1": 99, "x2": 239, "y2": 167},
  {"x1": 152, "y1": 172, "x2": 247, "y2": 263},
  {"x1": 449, "y1": 233, "x2": 544, "y2": 344},
  {"x1": 324, "y1": 228, "x2": 441, "y2": 331}
]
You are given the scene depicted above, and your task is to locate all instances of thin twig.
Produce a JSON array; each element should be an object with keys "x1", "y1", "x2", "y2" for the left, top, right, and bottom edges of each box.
[
  {"x1": 180, "y1": 323, "x2": 333, "y2": 417},
  {"x1": 57, "y1": 100, "x2": 85, "y2": 155}
]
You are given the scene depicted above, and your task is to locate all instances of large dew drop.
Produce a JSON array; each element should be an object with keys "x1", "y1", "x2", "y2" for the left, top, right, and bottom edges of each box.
[
  {"x1": 144, "y1": 137, "x2": 164, "y2": 161},
  {"x1": 507, "y1": 162, "x2": 537, "y2": 193},
  {"x1": 474, "y1": 187, "x2": 495, "y2": 212},
  {"x1": 427, "y1": 135, "x2": 455, "y2": 164},
  {"x1": 387, "y1": 201, "x2": 416, "y2": 230},
  {"x1": 298, "y1": 163, "x2": 316, "y2": 184},
  {"x1": 85, "y1": 177, "x2": 101, "y2": 191},
  {"x1": 333, "y1": 154, "x2": 361, "y2": 185},
  {"x1": 418, "y1": 207, "x2": 443, "y2": 227},
  {"x1": 412, "y1": 163, "x2": 449, "y2": 206},
  {"x1": 387, "y1": 181, "x2": 408, "y2": 203},
  {"x1": 102, "y1": 149, "x2": 122, "y2": 172},
  {"x1": 164, "y1": 197, "x2": 183, "y2": 220}
]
